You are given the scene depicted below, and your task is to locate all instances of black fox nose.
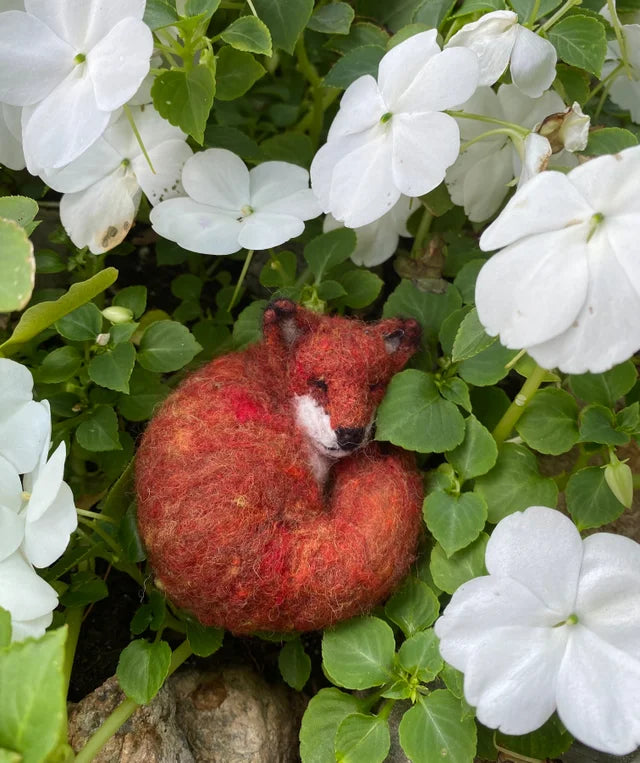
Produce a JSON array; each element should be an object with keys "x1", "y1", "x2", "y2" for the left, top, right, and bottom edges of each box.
[{"x1": 335, "y1": 427, "x2": 366, "y2": 451}]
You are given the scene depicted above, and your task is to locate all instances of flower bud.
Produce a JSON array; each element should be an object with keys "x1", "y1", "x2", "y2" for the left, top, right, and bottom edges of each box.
[
  {"x1": 604, "y1": 458, "x2": 633, "y2": 509},
  {"x1": 535, "y1": 102, "x2": 590, "y2": 154},
  {"x1": 102, "y1": 306, "x2": 133, "y2": 324},
  {"x1": 95, "y1": 332, "x2": 110, "y2": 346}
]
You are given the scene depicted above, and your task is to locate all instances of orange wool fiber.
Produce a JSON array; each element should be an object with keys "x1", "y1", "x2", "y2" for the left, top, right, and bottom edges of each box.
[{"x1": 136, "y1": 299, "x2": 424, "y2": 633}]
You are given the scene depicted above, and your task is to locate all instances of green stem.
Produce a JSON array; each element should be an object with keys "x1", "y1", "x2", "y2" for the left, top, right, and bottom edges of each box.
[
  {"x1": 74, "y1": 641, "x2": 193, "y2": 763},
  {"x1": 294, "y1": 265, "x2": 313, "y2": 290},
  {"x1": 492, "y1": 363, "x2": 548, "y2": 445},
  {"x1": 63, "y1": 607, "x2": 84, "y2": 692},
  {"x1": 585, "y1": 62, "x2": 624, "y2": 105},
  {"x1": 606, "y1": 0, "x2": 633, "y2": 78},
  {"x1": 377, "y1": 699, "x2": 396, "y2": 721},
  {"x1": 538, "y1": 0, "x2": 582, "y2": 32},
  {"x1": 76, "y1": 508, "x2": 118, "y2": 524},
  {"x1": 446, "y1": 111, "x2": 530, "y2": 137},
  {"x1": 295, "y1": 36, "x2": 326, "y2": 149},
  {"x1": 229, "y1": 249, "x2": 254, "y2": 310},
  {"x1": 526, "y1": 0, "x2": 542, "y2": 27},
  {"x1": 246, "y1": 0, "x2": 258, "y2": 16},
  {"x1": 460, "y1": 127, "x2": 527, "y2": 152},
  {"x1": 123, "y1": 105, "x2": 156, "y2": 174},
  {"x1": 410, "y1": 206, "x2": 433, "y2": 258}
]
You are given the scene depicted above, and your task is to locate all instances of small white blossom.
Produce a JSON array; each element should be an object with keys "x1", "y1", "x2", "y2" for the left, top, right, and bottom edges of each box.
[
  {"x1": 0, "y1": 550, "x2": 58, "y2": 641},
  {"x1": 435, "y1": 506, "x2": 640, "y2": 755},
  {"x1": 602, "y1": 24, "x2": 640, "y2": 124},
  {"x1": 150, "y1": 148, "x2": 322, "y2": 255},
  {"x1": 42, "y1": 105, "x2": 193, "y2": 254},
  {"x1": 0, "y1": 0, "x2": 153, "y2": 169},
  {"x1": 323, "y1": 196, "x2": 413, "y2": 267},
  {"x1": 0, "y1": 358, "x2": 49, "y2": 473},
  {"x1": 445, "y1": 85, "x2": 566, "y2": 222},
  {"x1": 476, "y1": 146, "x2": 640, "y2": 373},
  {"x1": 446, "y1": 10, "x2": 557, "y2": 98},
  {"x1": 310, "y1": 30, "x2": 479, "y2": 228}
]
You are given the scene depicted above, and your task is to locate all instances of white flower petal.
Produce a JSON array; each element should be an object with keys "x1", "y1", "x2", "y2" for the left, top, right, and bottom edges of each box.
[
  {"x1": 485, "y1": 507, "x2": 584, "y2": 616},
  {"x1": 446, "y1": 11, "x2": 518, "y2": 87},
  {"x1": 454, "y1": 86, "x2": 505, "y2": 140},
  {"x1": 24, "y1": 483, "x2": 77, "y2": 568},
  {"x1": 11, "y1": 611, "x2": 53, "y2": 642},
  {"x1": 0, "y1": 10, "x2": 73, "y2": 105},
  {"x1": 609, "y1": 70, "x2": 640, "y2": 123},
  {"x1": 22, "y1": 66, "x2": 108, "y2": 168},
  {"x1": 557, "y1": 626, "x2": 640, "y2": 755},
  {"x1": 60, "y1": 167, "x2": 141, "y2": 254},
  {"x1": 134, "y1": 139, "x2": 193, "y2": 205},
  {"x1": 0, "y1": 454, "x2": 23, "y2": 515},
  {"x1": 329, "y1": 130, "x2": 398, "y2": 227},
  {"x1": 87, "y1": 17, "x2": 152, "y2": 111},
  {"x1": 24, "y1": 441, "x2": 65, "y2": 524},
  {"x1": 0, "y1": 505, "x2": 25, "y2": 563},
  {"x1": 0, "y1": 550, "x2": 58, "y2": 622},
  {"x1": 22, "y1": 400, "x2": 51, "y2": 492},
  {"x1": 0, "y1": 400, "x2": 50, "y2": 474},
  {"x1": 238, "y1": 212, "x2": 305, "y2": 250},
  {"x1": 575, "y1": 533, "x2": 640, "y2": 662},
  {"x1": 131, "y1": 104, "x2": 187, "y2": 149},
  {"x1": 328, "y1": 75, "x2": 385, "y2": 140},
  {"x1": 150, "y1": 197, "x2": 242, "y2": 255},
  {"x1": 378, "y1": 30, "x2": 440, "y2": 107},
  {"x1": 435, "y1": 574, "x2": 562, "y2": 674},
  {"x1": 41, "y1": 135, "x2": 120, "y2": 193},
  {"x1": 464, "y1": 624, "x2": 567, "y2": 735},
  {"x1": 510, "y1": 26, "x2": 557, "y2": 98},
  {"x1": 0, "y1": 357, "x2": 35, "y2": 405},
  {"x1": 391, "y1": 111, "x2": 460, "y2": 197},
  {"x1": 250, "y1": 161, "x2": 312, "y2": 211},
  {"x1": 607, "y1": 214, "x2": 640, "y2": 297},
  {"x1": 479, "y1": 170, "x2": 593, "y2": 251},
  {"x1": 310, "y1": 132, "x2": 362, "y2": 213},
  {"x1": 181, "y1": 148, "x2": 250, "y2": 211},
  {"x1": 497, "y1": 83, "x2": 565, "y2": 129},
  {"x1": 517, "y1": 133, "x2": 552, "y2": 188},
  {"x1": 527, "y1": 226, "x2": 640, "y2": 373},
  {"x1": 0, "y1": 104, "x2": 25, "y2": 170},
  {"x1": 448, "y1": 141, "x2": 513, "y2": 222},
  {"x1": 568, "y1": 144, "x2": 640, "y2": 217}
]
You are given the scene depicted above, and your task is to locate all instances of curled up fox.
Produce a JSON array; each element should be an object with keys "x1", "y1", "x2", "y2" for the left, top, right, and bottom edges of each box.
[{"x1": 136, "y1": 299, "x2": 424, "y2": 633}]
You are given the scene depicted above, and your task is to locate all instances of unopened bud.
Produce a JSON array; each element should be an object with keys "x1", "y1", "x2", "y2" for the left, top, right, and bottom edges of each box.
[
  {"x1": 604, "y1": 457, "x2": 633, "y2": 509},
  {"x1": 102, "y1": 306, "x2": 133, "y2": 324},
  {"x1": 536, "y1": 102, "x2": 590, "y2": 154},
  {"x1": 95, "y1": 332, "x2": 110, "y2": 346}
]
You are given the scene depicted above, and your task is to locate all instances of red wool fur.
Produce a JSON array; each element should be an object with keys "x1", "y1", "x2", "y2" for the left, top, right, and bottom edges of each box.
[{"x1": 136, "y1": 300, "x2": 424, "y2": 633}]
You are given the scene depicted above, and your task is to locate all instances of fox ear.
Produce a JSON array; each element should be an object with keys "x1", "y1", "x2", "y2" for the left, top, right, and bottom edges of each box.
[
  {"x1": 263, "y1": 299, "x2": 319, "y2": 351},
  {"x1": 376, "y1": 317, "x2": 422, "y2": 371}
]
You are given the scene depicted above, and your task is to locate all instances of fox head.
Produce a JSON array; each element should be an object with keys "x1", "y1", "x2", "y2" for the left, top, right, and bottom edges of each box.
[{"x1": 263, "y1": 299, "x2": 421, "y2": 461}]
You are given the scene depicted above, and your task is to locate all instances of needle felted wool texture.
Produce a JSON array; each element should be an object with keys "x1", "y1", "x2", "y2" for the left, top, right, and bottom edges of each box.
[{"x1": 136, "y1": 300, "x2": 424, "y2": 633}]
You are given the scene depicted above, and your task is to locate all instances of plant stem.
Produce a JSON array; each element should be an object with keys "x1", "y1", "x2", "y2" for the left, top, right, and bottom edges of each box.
[
  {"x1": 295, "y1": 36, "x2": 326, "y2": 149},
  {"x1": 445, "y1": 111, "x2": 530, "y2": 137},
  {"x1": 229, "y1": 249, "x2": 254, "y2": 310},
  {"x1": 585, "y1": 62, "x2": 624, "y2": 105},
  {"x1": 410, "y1": 206, "x2": 433, "y2": 258},
  {"x1": 123, "y1": 105, "x2": 156, "y2": 174},
  {"x1": 63, "y1": 607, "x2": 84, "y2": 692},
  {"x1": 606, "y1": 0, "x2": 633, "y2": 78},
  {"x1": 492, "y1": 363, "x2": 548, "y2": 445},
  {"x1": 460, "y1": 126, "x2": 527, "y2": 152},
  {"x1": 538, "y1": 0, "x2": 582, "y2": 33},
  {"x1": 526, "y1": 0, "x2": 542, "y2": 27},
  {"x1": 74, "y1": 640, "x2": 193, "y2": 763}
]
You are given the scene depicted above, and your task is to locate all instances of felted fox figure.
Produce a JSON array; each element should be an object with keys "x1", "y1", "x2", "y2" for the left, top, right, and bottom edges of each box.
[{"x1": 136, "y1": 299, "x2": 423, "y2": 633}]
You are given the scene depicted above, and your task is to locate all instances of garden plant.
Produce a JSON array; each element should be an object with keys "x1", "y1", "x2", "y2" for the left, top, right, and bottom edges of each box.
[{"x1": 0, "y1": 0, "x2": 640, "y2": 760}]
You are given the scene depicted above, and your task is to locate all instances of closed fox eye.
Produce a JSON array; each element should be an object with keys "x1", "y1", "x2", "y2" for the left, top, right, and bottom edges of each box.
[{"x1": 309, "y1": 378, "x2": 328, "y2": 392}]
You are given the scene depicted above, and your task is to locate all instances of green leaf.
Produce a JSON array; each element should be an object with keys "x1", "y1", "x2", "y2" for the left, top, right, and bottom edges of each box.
[
  {"x1": 252, "y1": 0, "x2": 313, "y2": 54},
  {"x1": 144, "y1": 0, "x2": 179, "y2": 29},
  {"x1": 569, "y1": 360, "x2": 637, "y2": 406},
  {"x1": 554, "y1": 64, "x2": 590, "y2": 105},
  {"x1": 439, "y1": 377, "x2": 472, "y2": 413},
  {"x1": 0, "y1": 195, "x2": 38, "y2": 227},
  {"x1": 317, "y1": 280, "x2": 347, "y2": 300},
  {"x1": 186, "y1": 620, "x2": 224, "y2": 657},
  {"x1": 399, "y1": 690, "x2": 477, "y2": 763},
  {"x1": 453, "y1": 259, "x2": 484, "y2": 304},
  {"x1": 138, "y1": 320, "x2": 202, "y2": 372},
  {"x1": 458, "y1": 340, "x2": 518, "y2": 386},
  {"x1": 278, "y1": 638, "x2": 311, "y2": 690},
  {"x1": 304, "y1": 228, "x2": 357, "y2": 281},
  {"x1": 322, "y1": 616, "x2": 396, "y2": 690},
  {"x1": 515, "y1": 387, "x2": 579, "y2": 455},
  {"x1": 60, "y1": 571, "x2": 109, "y2": 607},
  {"x1": 336, "y1": 270, "x2": 384, "y2": 309},
  {"x1": 579, "y1": 404, "x2": 629, "y2": 445},
  {"x1": 37, "y1": 346, "x2": 82, "y2": 384},
  {"x1": 469, "y1": 386, "x2": 510, "y2": 431},
  {"x1": 0, "y1": 609, "x2": 10, "y2": 648},
  {"x1": 441, "y1": 663, "x2": 464, "y2": 698},
  {"x1": 204, "y1": 125, "x2": 262, "y2": 160},
  {"x1": 397, "y1": 629, "x2": 443, "y2": 682},
  {"x1": 0, "y1": 267, "x2": 118, "y2": 357},
  {"x1": 424, "y1": 491, "x2": 488, "y2": 558},
  {"x1": 335, "y1": 714, "x2": 390, "y2": 763},
  {"x1": 55, "y1": 302, "x2": 103, "y2": 341},
  {"x1": 566, "y1": 466, "x2": 625, "y2": 530},
  {"x1": 474, "y1": 443, "x2": 558, "y2": 523},
  {"x1": 0, "y1": 627, "x2": 67, "y2": 763},
  {"x1": 76, "y1": 405, "x2": 121, "y2": 452},
  {"x1": 113, "y1": 286, "x2": 147, "y2": 319},
  {"x1": 185, "y1": 0, "x2": 220, "y2": 16},
  {"x1": 307, "y1": 2, "x2": 354, "y2": 34},
  {"x1": 116, "y1": 639, "x2": 172, "y2": 704},
  {"x1": 384, "y1": 577, "x2": 439, "y2": 637},
  {"x1": 452, "y1": 308, "x2": 497, "y2": 362},
  {"x1": 384, "y1": 280, "x2": 463, "y2": 342},
  {"x1": 324, "y1": 44, "x2": 386, "y2": 88},
  {"x1": 446, "y1": 415, "x2": 498, "y2": 480},
  {"x1": 260, "y1": 251, "x2": 298, "y2": 288},
  {"x1": 496, "y1": 715, "x2": 573, "y2": 759},
  {"x1": 584, "y1": 127, "x2": 638, "y2": 156},
  {"x1": 376, "y1": 370, "x2": 466, "y2": 453},
  {"x1": 220, "y1": 15, "x2": 272, "y2": 54},
  {"x1": 300, "y1": 688, "x2": 364, "y2": 763},
  {"x1": 117, "y1": 367, "x2": 168, "y2": 422},
  {"x1": 0, "y1": 218, "x2": 34, "y2": 312},
  {"x1": 151, "y1": 65, "x2": 215, "y2": 144},
  {"x1": 118, "y1": 503, "x2": 147, "y2": 563},
  {"x1": 233, "y1": 300, "x2": 268, "y2": 348},
  {"x1": 547, "y1": 15, "x2": 607, "y2": 76},
  {"x1": 414, "y1": 0, "x2": 456, "y2": 27},
  {"x1": 508, "y1": 0, "x2": 560, "y2": 21},
  {"x1": 88, "y1": 342, "x2": 136, "y2": 393},
  {"x1": 260, "y1": 132, "x2": 313, "y2": 167},
  {"x1": 430, "y1": 533, "x2": 488, "y2": 594},
  {"x1": 327, "y1": 21, "x2": 389, "y2": 53}
]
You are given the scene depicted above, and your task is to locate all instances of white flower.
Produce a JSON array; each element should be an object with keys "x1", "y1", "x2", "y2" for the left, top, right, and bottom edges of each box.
[
  {"x1": 0, "y1": 0, "x2": 153, "y2": 169},
  {"x1": 435, "y1": 506, "x2": 640, "y2": 755},
  {"x1": 150, "y1": 148, "x2": 322, "y2": 255},
  {"x1": 476, "y1": 146, "x2": 640, "y2": 373},
  {"x1": 445, "y1": 85, "x2": 565, "y2": 222},
  {"x1": 517, "y1": 132, "x2": 552, "y2": 187},
  {"x1": 0, "y1": 103, "x2": 24, "y2": 171},
  {"x1": 0, "y1": 551, "x2": 58, "y2": 641},
  {"x1": 0, "y1": 358, "x2": 49, "y2": 473},
  {"x1": 446, "y1": 10, "x2": 557, "y2": 98},
  {"x1": 602, "y1": 25, "x2": 640, "y2": 124},
  {"x1": 41, "y1": 105, "x2": 193, "y2": 254},
  {"x1": 323, "y1": 196, "x2": 413, "y2": 267},
  {"x1": 310, "y1": 30, "x2": 479, "y2": 228}
]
